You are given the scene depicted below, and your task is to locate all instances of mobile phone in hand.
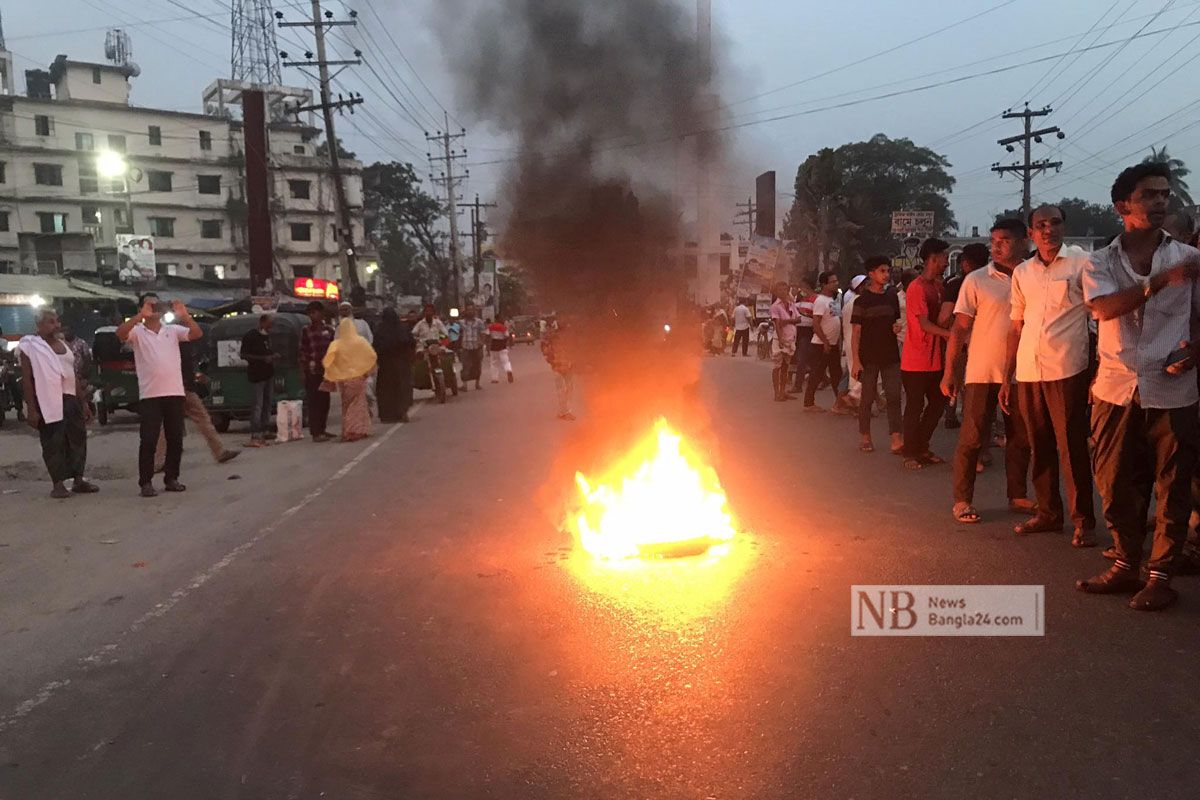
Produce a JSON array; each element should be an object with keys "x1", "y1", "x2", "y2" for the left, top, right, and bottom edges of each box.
[{"x1": 1164, "y1": 345, "x2": 1194, "y2": 375}]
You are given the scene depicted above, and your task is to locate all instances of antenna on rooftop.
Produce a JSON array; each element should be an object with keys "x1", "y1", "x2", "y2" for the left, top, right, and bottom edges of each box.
[{"x1": 104, "y1": 29, "x2": 141, "y2": 77}]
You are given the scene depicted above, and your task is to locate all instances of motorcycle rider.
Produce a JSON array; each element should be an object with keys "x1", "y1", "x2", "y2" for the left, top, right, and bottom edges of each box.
[{"x1": 412, "y1": 305, "x2": 451, "y2": 396}]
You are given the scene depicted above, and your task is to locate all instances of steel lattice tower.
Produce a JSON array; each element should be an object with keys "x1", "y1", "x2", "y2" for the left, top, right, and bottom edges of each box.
[{"x1": 231, "y1": 0, "x2": 282, "y2": 85}]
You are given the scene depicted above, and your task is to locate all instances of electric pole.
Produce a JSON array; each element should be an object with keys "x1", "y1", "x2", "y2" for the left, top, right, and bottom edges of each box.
[
  {"x1": 427, "y1": 114, "x2": 469, "y2": 310},
  {"x1": 734, "y1": 197, "x2": 757, "y2": 240},
  {"x1": 462, "y1": 194, "x2": 498, "y2": 295},
  {"x1": 279, "y1": 2, "x2": 366, "y2": 303},
  {"x1": 991, "y1": 104, "x2": 1066, "y2": 222}
]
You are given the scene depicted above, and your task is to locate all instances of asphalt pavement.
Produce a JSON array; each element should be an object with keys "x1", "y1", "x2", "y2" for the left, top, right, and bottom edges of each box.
[{"x1": 2, "y1": 346, "x2": 1199, "y2": 800}]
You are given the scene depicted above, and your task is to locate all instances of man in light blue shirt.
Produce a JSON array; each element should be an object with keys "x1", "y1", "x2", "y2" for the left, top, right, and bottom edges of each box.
[{"x1": 1078, "y1": 162, "x2": 1200, "y2": 612}]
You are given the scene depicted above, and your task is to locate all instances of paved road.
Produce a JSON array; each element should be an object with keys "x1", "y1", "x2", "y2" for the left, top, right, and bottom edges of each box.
[{"x1": 2, "y1": 348, "x2": 1198, "y2": 799}]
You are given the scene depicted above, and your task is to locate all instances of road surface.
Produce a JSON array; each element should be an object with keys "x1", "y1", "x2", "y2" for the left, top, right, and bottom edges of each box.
[{"x1": 2, "y1": 347, "x2": 1197, "y2": 799}]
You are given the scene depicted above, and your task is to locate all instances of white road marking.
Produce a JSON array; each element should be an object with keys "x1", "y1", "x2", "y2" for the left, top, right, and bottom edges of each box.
[{"x1": 0, "y1": 412, "x2": 414, "y2": 734}]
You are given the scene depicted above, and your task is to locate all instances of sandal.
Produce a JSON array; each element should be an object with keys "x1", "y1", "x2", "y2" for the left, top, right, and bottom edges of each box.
[
  {"x1": 953, "y1": 503, "x2": 981, "y2": 524},
  {"x1": 860, "y1": 441, "x2": 875, "y2": 453},
  {"x1": 903, "y1": 457, "x2": 926, "y2": 471},
  {"x1": 1014, "y1": 515, "x2": 1065, "y2": 536},
  {"x1": 921, "y1": 452, "x2": 946, "y2": 465}
]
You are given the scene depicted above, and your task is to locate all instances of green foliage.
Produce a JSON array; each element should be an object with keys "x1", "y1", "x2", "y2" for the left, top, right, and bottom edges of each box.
[
  {"x1": 363, "y1": 161, "x2": 447, "y2": 299},
  {"x1": 995, "y1": 197, "x2": 1122, "y2": 239},
  {"x1": 497, "y1": 264, "x2": 531, "y2": 317},
  {"x1": 1142, "y1": 145, "x2": 1193, "y2": 209},
  {"x1": 784, "y1": 134, "x2": 956, "y2": 280},
  {"x1": 315, "y1": 137, "x2": 357, "y2": 161}
]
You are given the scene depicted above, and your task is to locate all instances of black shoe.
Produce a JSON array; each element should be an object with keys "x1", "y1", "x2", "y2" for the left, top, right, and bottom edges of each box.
[
  {"x1": 140, "y1": 484, "x2": 158, "y2": 498},
  {"x1": 164, "y1": 479, "x2": 187, "y2": 493}
]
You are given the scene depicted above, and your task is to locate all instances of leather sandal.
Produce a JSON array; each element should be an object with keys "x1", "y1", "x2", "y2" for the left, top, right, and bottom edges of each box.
[
  {"x1": 1129, "y1": 578, "x2": 1178, "y2": 611},
  {"x1": 1076, "y1": 565, "x2": 1144, "y2": 595},
  {"x1": 1014, "y1": 515, "x2": 1064, "y2": 535}
]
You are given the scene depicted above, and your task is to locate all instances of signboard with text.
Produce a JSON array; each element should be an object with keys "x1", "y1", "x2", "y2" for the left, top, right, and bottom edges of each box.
[
  {"x1": 890, "y1": 211, "x2": 935, "y2": 236},
  {"x1": 293, "y1": 277, "x2": 340, "y2": 301}
]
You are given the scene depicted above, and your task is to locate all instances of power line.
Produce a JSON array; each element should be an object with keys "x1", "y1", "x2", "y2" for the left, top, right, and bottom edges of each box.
[{"x1": 1018, "y1": 0, "x2": 1120, "y2": 104}]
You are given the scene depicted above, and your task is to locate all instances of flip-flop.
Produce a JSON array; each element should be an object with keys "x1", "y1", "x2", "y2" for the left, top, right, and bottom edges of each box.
[
  {"x1": 860, "y1": 441, "x2": 875, "y2": 453},
  {"x1": 903, "y1": 457, "x2": 926, "y2": 471},
  {"x1": 921, "y1": 452, "x2": 946, "y2": 465},
  {"x1": 953, "y1": 504, "x2": 981, "y2": 524},
  {"x1": 1014, "y1": 516, "x2": 1065, "y2": 535}
]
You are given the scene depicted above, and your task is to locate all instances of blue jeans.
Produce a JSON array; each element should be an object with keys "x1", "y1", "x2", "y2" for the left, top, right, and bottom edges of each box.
[{"x1": 250, "y1": 379, "x2": 273, "y2": 439}]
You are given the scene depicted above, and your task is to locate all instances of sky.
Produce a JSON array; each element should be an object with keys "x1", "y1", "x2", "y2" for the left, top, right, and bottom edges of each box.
[{"x1": 4, "y1": 0, "x2": 1200, "y2": 237}]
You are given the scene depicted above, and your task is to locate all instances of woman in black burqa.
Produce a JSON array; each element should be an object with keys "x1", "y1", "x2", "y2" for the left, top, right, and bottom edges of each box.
[{"x1": 374, "y1": 308, "x2": 415, "y2": 422}]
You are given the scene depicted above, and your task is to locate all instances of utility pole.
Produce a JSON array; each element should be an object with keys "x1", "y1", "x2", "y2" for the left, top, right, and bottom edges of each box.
[
  {"x1": 462, "y1": 194, "x2": 498, "y2": 295},
  {"x1": 734, "y1": 197, "x2": 757, "y2": 241},
  {"x1": 427, "y1": 114, "x2": 468, "y2": 310},
  {"x1": 279, "y1": 2, "x2": 366, "y2": 303},
  {"x1": 991, "y1": 104, "x2": 1066, "y2": 222}
]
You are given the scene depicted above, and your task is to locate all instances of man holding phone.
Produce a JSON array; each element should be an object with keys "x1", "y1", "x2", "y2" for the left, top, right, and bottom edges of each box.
[
  {"x1": 1078, "y1": 162, "x2": 1200, "y2": 611},
  {"x1": 117, "y1": 292, "x2": 203, "y2": 497}
]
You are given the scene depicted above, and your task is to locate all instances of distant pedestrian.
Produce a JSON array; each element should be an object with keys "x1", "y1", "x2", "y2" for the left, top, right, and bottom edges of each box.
[
  {"x1": 323, "y1": 317, "x2": 377, "y2": 443},
  {"x1": 1077, "y1": 163, "x2": 1200, "y2": 610},
  {"x1": 791, "y1": 279, "x2": 816, "y2": 392},
  {"x1": 300, "y1": 300, "x2": 336, "y2": 443},
  {"x1": 337, "y1": 301, "x2": 373, "y2": 344},
  {"x1": 116, "y1": 293, "x2": 203, "y2": 497},
  {"x1": 375, "y1": 308, "x2": 415, "y2": 423},
  {"x1": 804, "y1": 273, "x2": 845, "y2": 411},
  {"x1": 732, "y1": 299, "x2": 753, "y2": 356},
  {"x1": 942, "y1": 221, "x2": 1033, "y2": 524},
  {"x1": 841, "y1": 274, "x2": 866, "y2": 408},
  {"x1": 541, "y1": 317, "x2": 575, "y2": 420},
  {"x1": 900, "y1": 238, "x2": 952, "y2": 469},
  {"x1": 240, "y1": 313, "x2": 278, "y2": 447},
  {"x1": 769, "y1": 282, "x2": 803, "y2": 402},
  {"x1": 487, "y1": 313, "x2": 515, "y2": 383},
  {"x1": 18, "y1": 308, "x2": 99, "y2": 498},
  {"x1": 458, "y1": 303, "x2": 487, "y2": 390},
  {"x1": 849, "y1": 257, "x2": 903, "y2": 455},
  {"x1": 154, "y1": 340, "x2": 239, "y2": 471},
  {"x1": 1000, "y1": 204, "x2": 1097, "y2": 544},
  {"x1": 940, "y1": 243, "x2": 989, "y2": 430}
]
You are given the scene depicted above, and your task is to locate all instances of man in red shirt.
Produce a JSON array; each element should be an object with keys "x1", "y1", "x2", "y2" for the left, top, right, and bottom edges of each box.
[{"x1": 901, "y1": 238, "x2": 952, "y2": 468}]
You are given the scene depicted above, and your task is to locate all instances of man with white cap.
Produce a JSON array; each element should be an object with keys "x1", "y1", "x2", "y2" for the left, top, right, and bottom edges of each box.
[
  {"x1": 19, "y1": 308, "x2": 99, "y2": 498},
  {"x1": 841, "y1": 274, "x2": 867, "y2": 407}
]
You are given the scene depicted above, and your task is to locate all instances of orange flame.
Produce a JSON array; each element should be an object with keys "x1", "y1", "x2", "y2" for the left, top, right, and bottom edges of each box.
[{"x1": 569, "y1": 418, "x2": 737, "y2": 560}]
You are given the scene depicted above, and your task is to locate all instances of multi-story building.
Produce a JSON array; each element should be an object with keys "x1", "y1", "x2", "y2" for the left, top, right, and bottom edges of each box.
[{"x1": 0, "y1": 46, "x2": 372, "y2": 292}]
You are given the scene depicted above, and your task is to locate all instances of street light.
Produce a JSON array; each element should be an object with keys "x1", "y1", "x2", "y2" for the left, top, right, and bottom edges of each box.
[{"x1": 96, "y1": 150, "x2": 127, "y2": 179}]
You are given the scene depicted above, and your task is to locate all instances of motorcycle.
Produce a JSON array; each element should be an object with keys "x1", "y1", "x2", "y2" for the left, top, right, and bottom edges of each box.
[
  {"x1": 418, "y1": 339, "x2": 459, "y2": 404},
  {"x1": 0, "y1": 358, "x2": 23, "y2": 427}
]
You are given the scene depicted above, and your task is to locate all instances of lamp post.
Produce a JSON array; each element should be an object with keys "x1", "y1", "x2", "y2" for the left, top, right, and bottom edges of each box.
[{"x1": 96, "y1": 150, "x2": 135, "y2": 236}]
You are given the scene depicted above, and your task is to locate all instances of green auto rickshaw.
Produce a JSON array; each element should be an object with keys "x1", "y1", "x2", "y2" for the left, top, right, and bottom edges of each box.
[
  {"x1": 92, "y1": 326, "x2": 139, "y2": 425},
  {"x1": 202, "y1": 312, "x2": 307, "y2": 432}
]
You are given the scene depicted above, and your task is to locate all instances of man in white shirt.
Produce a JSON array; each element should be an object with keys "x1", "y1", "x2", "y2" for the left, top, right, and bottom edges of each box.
[
  {"x1": 1000, "y1": 204, "x2": 1096, "y2": 543},
  {"x1": 1076, "y1": 163, "x2": 1200, "y2": 611},
  {"x1": 769, "y1": 282, "x2": 803, "y2": 401},
  {"x1": 803, "y1": 270, "x2": 845, "y2": 412},
  {"x1": 790, "y1": 278, "x2": 816, "y2": 392},
  {"x1": 117, "y1": 292, "x2": 203, "y2": 497},
  {"x1": 731, "y1": 299, "x2": 753, "y2": 357},
  {"x1": 942, "y1": 219, "x2": 1033, "y2": 523}
]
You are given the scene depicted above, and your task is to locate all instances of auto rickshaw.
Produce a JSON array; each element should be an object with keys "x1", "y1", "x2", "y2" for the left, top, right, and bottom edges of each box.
[
  {"x1": 202, "y1": 312, "x2": 307, "y2": 432},
  {"x1": 509, "y1": 315, "x2": 539, "y2": 344},
  {"x1": 92, "y1": 326, "x2": 139, "y2": 425}
]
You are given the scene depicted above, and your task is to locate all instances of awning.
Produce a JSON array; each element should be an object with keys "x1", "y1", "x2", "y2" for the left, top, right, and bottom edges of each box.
[{"x1": 0, "y1": 274, "x2": 133, "y2": 303}]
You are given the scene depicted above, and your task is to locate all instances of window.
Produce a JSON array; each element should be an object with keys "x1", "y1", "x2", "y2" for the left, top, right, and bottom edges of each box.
[
  {"x1": 0, "y1": 261, "x2": 14, "y2": 274},
  {"x1": 148, "y1": 217, "x2": 175, "y2": 238},
  {"x1": 0, "y1": 212, "x2": 8, "y2": 232},
  {"x1": 92, "y1": 67, "x2": 102, "y2": 84},
  {"x1": 293, "y1": 145, "x2": 305, "y2": 155},
  {"x1": 34, "y1": 163, "x2": 64, "y2": 186},
  {"x1": 291, "y1": 264, "x2": 314, "y2": 278},
  {"x1": 290, "y1": 222, "x2": 312, "y2": 241},
  {"x1": 147, "y1": 170, "x2": 173, "y2": 192},
  {"x1": 113, "y1": 207, "x2": 128, "y2": 228},
  {"x1": 34, "y1": 115, "x2": 53, "y2": 136},
  {"x1": 199, "y1": 130, "x2": 212, "y2": 151},
  {"x1": 200, "y1": 220, "x2": 222, "y2": 239},
  {"x1": 203, "y1": 264, "x2": 225, "y2": 280},
  {"x1": 78, "y1": 159, "x2": 98, "y2": 195},
  {"x1": 288, "y1": 179, "x2": 311, "y2": 200},
  {"x1": 148, "y1": 125, "x2": 162, "y2": 146},
  {"x1": 81, "y1": 205, "x2": 101, "y2": 225},
  {"x1": 107, "y1": 134, "x2": 126, "y2": 152},
  {"x1": 109, "y1": 178, "x2": 126, "y2": 194},
  {"x1": 75, "y1": 132, "x2": 94, "y2": 151},
  {"x1": 197, "y1": 174, "x2": 222, "y2": 195},
  {"x1": 37, "y1": 213, "x2": 67, "y2": 233},
  {"x1": 0, "y1": 162, "x2": 7, "y2": 183}
]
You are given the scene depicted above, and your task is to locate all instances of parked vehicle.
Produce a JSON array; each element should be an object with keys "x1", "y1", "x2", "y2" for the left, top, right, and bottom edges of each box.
[
  {"x1": 92, "y1": 327, "x2": 139, "y2": 426},
  {"x1": 202, "y1": 313, "x2": 308, "y2": 432},
  {"x1": 509, "y1": 315, "x2": 540, "y2": 344}
]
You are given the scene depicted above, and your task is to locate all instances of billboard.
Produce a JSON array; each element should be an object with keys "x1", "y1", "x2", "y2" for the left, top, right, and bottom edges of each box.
[
  {"x1": 470, "y1": 258, "x2": 498, "y2": 321},
  {"x1": 890, "y1": 211, "x2": 935, "y2": 235},
  {"x1": 293, "y1": 277, "x2": 340, "y2": 300},
  {"x1": 116, "y1": 234, "x2": 156, "y2": 283}
]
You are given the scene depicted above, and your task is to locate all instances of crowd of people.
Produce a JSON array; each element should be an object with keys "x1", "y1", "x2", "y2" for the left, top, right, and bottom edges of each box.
[
  {"x1": 746, "y1": 161, "x2": 1200, "y2": 612},
  {"x1": 15, "y1": 296, "x2": 521, "y2": 499}
]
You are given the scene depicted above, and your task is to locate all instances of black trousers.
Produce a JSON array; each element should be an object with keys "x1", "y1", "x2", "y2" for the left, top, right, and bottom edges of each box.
[
  {"x1": 1092, "y1": 398, "x2": 1198, "y2": 574},
  {"x1": 305, "y1": 373, "x2": 331, "y2": 437},
  {"x1": 804, "y1": 344, "x2": 842, "y2": 407},
  {"x1": 859, "y1": 362, "x2": 902, "y2": 436},
  {"x1": 952, "y1": 383, "x2": 1031, "y2": 504},
  {"x1": 1018, "y1": 372, "x2": 1095, "y2": 529},
  {"x1": 732, "y1": 328, "x2": 750, "y2": 356},
  {"x1": 139, "y1": 396, "x2": 185, "y2": 486},
  {"x1": 39, "y1": 394, "x2": 87, "y2": 483},
  {"x1": 901, "y1": 370, "x2": 946, "y2": 457}
]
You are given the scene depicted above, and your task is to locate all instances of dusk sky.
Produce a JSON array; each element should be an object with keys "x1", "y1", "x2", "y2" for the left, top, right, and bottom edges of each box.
[{"x1": 5, "y1": 1, "x2": 1199, "y2": 234}]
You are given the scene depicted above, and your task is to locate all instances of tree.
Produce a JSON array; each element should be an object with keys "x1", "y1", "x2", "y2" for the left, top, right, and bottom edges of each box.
[
  {"x1": 315, "y1": 136, "x2": 357, "y2": 161},
  {"x1": 1142, "y1": 145, "x2": 1193, "y2": 209},
  {"x1": 995, "y1": 197, "x2": 1121, "y2": 239},
  {"x1": 362, "y1": 161, "x2": 447, "y2": 301},
  {"x1": 783, "y1": 135, "x2": 955, "y2": 281},
  {"x1": 497, "y1": 263, "x2": 531, "y2": 317}
]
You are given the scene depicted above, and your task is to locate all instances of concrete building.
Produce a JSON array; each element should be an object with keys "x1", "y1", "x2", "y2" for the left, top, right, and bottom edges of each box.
[{"x1": 0, "y1": 45, "x2": 372, "y2": 294}]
